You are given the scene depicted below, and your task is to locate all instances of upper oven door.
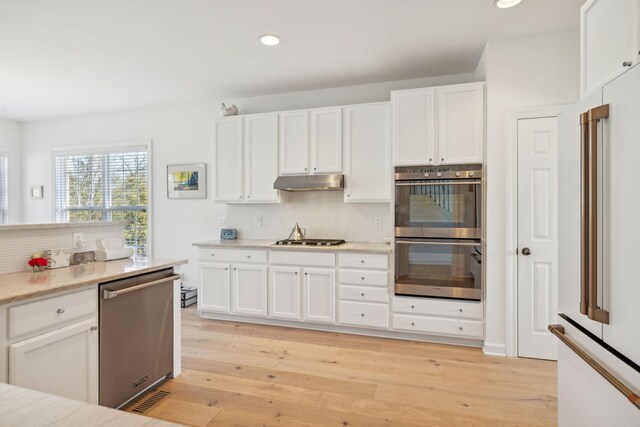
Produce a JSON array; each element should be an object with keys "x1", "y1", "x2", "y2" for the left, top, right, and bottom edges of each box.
[{"x1": 395, "y1": 178, "x2": 482, "y2": 239}]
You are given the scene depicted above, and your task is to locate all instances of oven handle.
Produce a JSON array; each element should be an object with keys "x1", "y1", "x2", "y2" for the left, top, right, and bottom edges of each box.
[
  {"x1": 395, "y1": 239, "x2": 481, "y2": 246},
  {"x1": 395, "y1": 181, "x2": 481, "y2": 187},
  {"x1": 102, "y1": 274, "x2": 181, "y2": 300}
]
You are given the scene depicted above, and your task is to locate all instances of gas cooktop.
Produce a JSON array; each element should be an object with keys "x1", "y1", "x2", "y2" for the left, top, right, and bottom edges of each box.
[{"x1": 275, "y1": 239, "x2": 346, "y2": 247}]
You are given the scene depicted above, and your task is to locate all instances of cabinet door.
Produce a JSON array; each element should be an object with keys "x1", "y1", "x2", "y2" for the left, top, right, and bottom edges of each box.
[
  {"x1": 9, "y1": 319, "x2": 98, "y2": 403},
  {"x1": 391, "y1": 88, "x2": 437, "y2": 166},
  {"x1": 311, "y1": 107, "x2": 342, "y2": 174},
  {"x1": 269, "y1": 266, "x2": 301, "y2": 320},
  {"x1": 245, "y1": 113, "x2": 280, "y2": 202},
  {"x1": 199, "y1": 262, "x2": 231, "y2": 313},
  {"x1": 232, "y1": 264, "x2": 267, "y2": 316},
  {"x1": 344, "y1": 103, "x2": 391, "y2": 202},
  {"x1": 279, "y1": 110, "x2": 309, "y2": 175},
  {"x1": 581, "y1": 0, "x2": 639, "y2": 98},
  {"x1": 437, "y1": 83, "x2": 484, "y2": 165},
  {"x1": 303, "y1": 268, "x2": 335, "y2": 323},
  {"x1": 213, "y1": 117, "x2": 244, "y2": 202}
]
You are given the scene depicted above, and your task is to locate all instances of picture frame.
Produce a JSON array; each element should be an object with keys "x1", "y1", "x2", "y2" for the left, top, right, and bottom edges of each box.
[{"x1": 167, "y1": 163, "x2": 206, "y2": 199}]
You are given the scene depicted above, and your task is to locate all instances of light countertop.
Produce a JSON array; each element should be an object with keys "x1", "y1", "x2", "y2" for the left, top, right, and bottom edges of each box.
[
  {"x1": 0, "y1": 221, "x2": 128, "y2": 232},
  {"x1": 0, "y1": 383, "x2": 180, "y2": 426},
  {"x1": 192, "y1": 239, "x2": 392, "y2": 254},
  {"x1": 0, "y1": 258, "x2": 188, "y2": 305}
]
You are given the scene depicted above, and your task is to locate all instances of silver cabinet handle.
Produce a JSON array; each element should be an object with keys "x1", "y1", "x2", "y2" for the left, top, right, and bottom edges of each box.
[
  {"x1": 57, "y1": 308, "x2": 65, "y2": 314},
  {"x1": 103, "y1": 274, "x2": 181, "y2": 299}
]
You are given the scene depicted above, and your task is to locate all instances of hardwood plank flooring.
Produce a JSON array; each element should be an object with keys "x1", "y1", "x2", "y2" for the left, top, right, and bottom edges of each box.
[{"x1": 124, "y1": 307, "x2": 557, "y2": 426}]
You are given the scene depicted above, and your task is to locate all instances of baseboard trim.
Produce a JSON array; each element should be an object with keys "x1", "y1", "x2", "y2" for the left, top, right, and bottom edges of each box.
[{"x1": 482, "y1": 342, "x2": 507, "y2": 356}]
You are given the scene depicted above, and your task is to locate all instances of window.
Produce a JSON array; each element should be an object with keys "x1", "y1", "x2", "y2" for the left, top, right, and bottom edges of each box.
[
  {"x1": 0, "y1": 153, "x2": 7, "y2": 224},
  {"x1": 54, "y1": 146, "x2": 149, "y2": 259}
]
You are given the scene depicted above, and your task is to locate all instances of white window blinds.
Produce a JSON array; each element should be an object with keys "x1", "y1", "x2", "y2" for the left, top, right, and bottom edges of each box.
[
  {"x1": 0, "y1": 153, "x2": 7, "y2": 224},
  {"x1": 53, "y1": 146, "x2": 149, "y2": 259}
]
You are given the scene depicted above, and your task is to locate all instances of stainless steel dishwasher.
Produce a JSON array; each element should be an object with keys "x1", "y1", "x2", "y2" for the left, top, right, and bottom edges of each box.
[{"x1": 99, "y1": 268, "x2": 179, "y2": 408}]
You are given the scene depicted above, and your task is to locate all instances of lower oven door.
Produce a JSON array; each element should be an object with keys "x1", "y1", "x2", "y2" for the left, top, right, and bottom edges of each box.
[{"x1": 395, "y1": 239, "x2": 482, "y2": 301}]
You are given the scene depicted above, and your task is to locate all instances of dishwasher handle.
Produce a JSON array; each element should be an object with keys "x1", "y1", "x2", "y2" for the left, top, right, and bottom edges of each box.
[{"x1": 103, "y1": 274, "x2": 181, "y2": 300}]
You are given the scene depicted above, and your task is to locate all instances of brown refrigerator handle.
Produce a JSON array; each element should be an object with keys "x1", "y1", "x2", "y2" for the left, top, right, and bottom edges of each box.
[
  {"x1": 580, "y1": 112, "x2": 589, "y2": 315},
  {"x1": 585, "y1": 104, "x2": 610, "y2": 325}
]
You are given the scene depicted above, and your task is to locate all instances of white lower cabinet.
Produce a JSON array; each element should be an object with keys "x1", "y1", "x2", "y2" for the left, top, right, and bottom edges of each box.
[
  {"x1": 339, "y1": 301, "x2": 388, "y2": 329},
  {"x1": 303, "y1": 268, "x2": 335, "y2": 324},
  {"x1": 231, "y1": 264, "x2": 268, "y2": 317},
  {"x1": 269, "y1": 266, "x2": 301, "y2": 320},
  {"x1": 1, "y1": 287, "x2": 99, "y2": 404},
  {"x1": 9, "y1": 318, "x2": 98, "y2": 403},
  {"x1": 199, "y1": 262, "x2": 231, "y2": 313}
]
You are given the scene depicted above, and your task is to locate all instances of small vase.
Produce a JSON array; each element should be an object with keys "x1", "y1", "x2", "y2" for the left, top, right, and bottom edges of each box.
[{"x1": 32, "y1": 266, "x2": 45, "y2": 272}]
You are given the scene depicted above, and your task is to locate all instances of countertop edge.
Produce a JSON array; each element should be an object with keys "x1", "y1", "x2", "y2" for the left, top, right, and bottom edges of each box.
[
  {"x1": 0, "y1": 221, "x2": 129, "y2": 232},
  {"x1": 0, "y1": 259, "x2": 188, "y2": 305},
  {"x1": 192, "y1": 240, "x2": 392, "y2": 254}
]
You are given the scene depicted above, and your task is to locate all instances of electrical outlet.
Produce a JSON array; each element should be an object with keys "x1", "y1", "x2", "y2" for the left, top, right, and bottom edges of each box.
[
  {"x1": 255, "y1": 215, "x2": 262, "y2": 226},
  {"x1": 217, "y1": 217, "x2": 225, "y2": 226},
  {"x1": 374, "y1": 217, "x2": 382, "y2": 228},
  {"x1": 73, "y1": 232, "x2": 84, "y2": 248}
]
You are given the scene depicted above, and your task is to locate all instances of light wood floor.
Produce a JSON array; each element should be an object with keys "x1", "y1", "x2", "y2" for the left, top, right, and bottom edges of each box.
[{"x1": 124, "y1": 307, "x2": 557, "y2": 426}]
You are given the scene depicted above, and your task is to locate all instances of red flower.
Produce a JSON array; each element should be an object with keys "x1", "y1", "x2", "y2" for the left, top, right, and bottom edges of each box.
[{"x1": 28, "y1": 258, "x2": 48, "y2": 267}]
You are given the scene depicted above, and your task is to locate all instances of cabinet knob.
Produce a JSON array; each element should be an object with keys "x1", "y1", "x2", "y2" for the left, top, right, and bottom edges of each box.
[
  {"x1": 294, "y1": 271, "x2": 298, "y2": 275},
  {"x1": 361, "y1": 277, "x2": 365, "y2": 280},
  {"x1": 247, "y1": 255, "x2": 251, "y2": 258},
  {"x1": 247, "y1": 195, "x2": 251, "y2": 198},
  {"x1": 304, "y1": 272, "x2": 308, "y2": 276},
  {"x1": 441, "y1": 158, "x2": 444, "y2": 162},
  {"x1": 360, "y1": 260, "x2": 365, "y2": 264},
  {"x1": 411, "y1": 305, "x2": 415, "y2": 309},
  {"x1": 347, "y1": 194, "x2": 351, "y2": 197},
  {"x1": 233, "y1": 268, "x2": 237, "y2": 270},
  {"x1": 361, "y1": 293, "x2": 365, "y2": 297},
  {"x1": 411, "y1": 322, "x2": 415, "y2": 326},
  {"x1": 304, "y1": 168, "x2": 308, "y2": 171},
  {"x1": 623, "y1": 61, "x2": 633, "y2": 67},
  {"x1": 459, "y1": 327, "x2": 463, "y2": 331},
  {"x1": 361, "y1": 313, "x2": 365, "y2": 317},
  {"x1": 225, "y1": 268, "x2": 228, "y2": 270},
  {"x1": 459, "y1": 308, "x2": 462, "y2": 312},
  {"x1": 90, "y1": 326, "x2": 97, "y2": 331},
  {"x1": 57, "y1": 308, "x2": 65, "y2": 314},
  {"x1": 239, "y1": 195, "x2": 242, "y2": 199},
  {"x1": 428, "y1": 158, "x2": 432, "y2": 162},
  {"x1": 210, "y1": 254, "x2": 215, "y2": 256}
]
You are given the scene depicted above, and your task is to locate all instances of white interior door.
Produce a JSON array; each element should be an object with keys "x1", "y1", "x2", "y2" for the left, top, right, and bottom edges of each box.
[{"x1": 517, "y1": 116, "x2": 559, "y2": 360}]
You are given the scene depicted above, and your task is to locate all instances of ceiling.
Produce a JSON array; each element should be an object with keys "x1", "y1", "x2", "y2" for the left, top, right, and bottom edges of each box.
[{"x1": 0, "y1": 0, "x2": 585, "y2": 121}]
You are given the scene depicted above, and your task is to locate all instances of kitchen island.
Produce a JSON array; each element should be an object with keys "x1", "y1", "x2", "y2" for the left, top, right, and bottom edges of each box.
[{"x1": 0, "y1": 258, "x2": 187, "y2": 407}]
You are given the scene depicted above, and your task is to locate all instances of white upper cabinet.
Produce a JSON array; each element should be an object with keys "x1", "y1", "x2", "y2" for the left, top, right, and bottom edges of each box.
[
  {"x1": 213, "y1": 117, "x2": 244, "y2": 202},
  {"x1": 437, "y1": 83, "x2": 484, "y2": 165},
  {"x1": 391, "y1": 82, "x2": 485, "y2": 166},
  {"x1": 245, "y1": 113, "x2": 280, "y2": 203},
  {"x1": 214, "y1": 114, "x2": 281, "y2": 203},
  {"x1": 279, "y1": 110, "x2": 309, "y2": 175},
  {"x1": 392, "y1": 88, "x2": 436, "y2": 166},
  {"x1": 581, "y1": 0, "x2": 640, "y2": 98},
  {"x1": 279, "y1": 107, "x2": 343, "y2": 175},
  {"x1": 343, "y1": 103, "x2": 391, "y2": 202},
  {"x1": 311, "y1": 107, "x2": 343, "y2": 174}
]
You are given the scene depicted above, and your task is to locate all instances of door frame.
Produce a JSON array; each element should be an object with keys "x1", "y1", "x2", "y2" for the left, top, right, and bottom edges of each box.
[{"x1": 505, "y1": 105, "x2": 568, "y2": 357}]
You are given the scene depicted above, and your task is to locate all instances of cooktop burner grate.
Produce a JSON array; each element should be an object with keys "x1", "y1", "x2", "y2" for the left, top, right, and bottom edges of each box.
[{"x1": 275, "y1": 239, "x2": 346, "y2": 247}]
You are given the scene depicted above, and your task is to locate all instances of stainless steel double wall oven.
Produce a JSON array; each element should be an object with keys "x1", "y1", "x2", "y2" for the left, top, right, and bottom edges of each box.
[{"x1": 394, "y1": 165, "x2": 483, "y2": 301}]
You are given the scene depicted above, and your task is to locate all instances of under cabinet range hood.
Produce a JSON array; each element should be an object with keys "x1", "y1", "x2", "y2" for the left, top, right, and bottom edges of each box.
[{"x1": 273, "y1": 174, "x2": 344, "y2": 191}]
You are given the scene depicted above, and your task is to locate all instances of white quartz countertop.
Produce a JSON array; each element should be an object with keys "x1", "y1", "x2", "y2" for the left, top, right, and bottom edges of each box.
[
  {"x1": 0, "y1": 383, "x2": 180, "y2": 426},
  {"x1": 192, "y1": 239, "x2": 392, "y2": 254},
  {"x1": 0, "y1": 221, "x2": 128, "y2": 232},
  {"x1": 0, "y1": 258, "x2": 188, "y2": 305}
]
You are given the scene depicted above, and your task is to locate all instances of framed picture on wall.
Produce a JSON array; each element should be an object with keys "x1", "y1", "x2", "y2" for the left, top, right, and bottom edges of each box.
[{"x1": 167, "y1": 163, "x2": 206, "y2": 199}]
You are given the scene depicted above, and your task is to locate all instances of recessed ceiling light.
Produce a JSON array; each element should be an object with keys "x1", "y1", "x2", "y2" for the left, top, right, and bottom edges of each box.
[
  {"x1": 260, "y1": 34, "x2": 280, "y2": 46},
  {"x1": 495, "y1": 0, "x2": 522, "y2": 8}
]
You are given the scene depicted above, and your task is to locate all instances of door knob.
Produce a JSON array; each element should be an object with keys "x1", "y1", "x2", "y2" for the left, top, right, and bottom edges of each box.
[{"x1": 521, "y1": 247, "x2": 531, "y2": 256}]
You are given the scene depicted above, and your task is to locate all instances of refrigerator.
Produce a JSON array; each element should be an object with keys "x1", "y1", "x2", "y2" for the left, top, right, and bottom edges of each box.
[{"x1": 556, "y1": 63, "x2": 640, "y2": 425}]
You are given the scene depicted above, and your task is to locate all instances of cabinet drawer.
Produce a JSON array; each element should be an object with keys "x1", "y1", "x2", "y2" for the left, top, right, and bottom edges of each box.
[
  {"x1": 339, "y1": 301, "x2": 388, "y2": 329},
  {"x1": 393, "y1": 314, "x2": 483, "y2": 339},
  {"x1": 9, "y1": 288, "x2": 97, "y2": 339},
  {"x1": 199, "y1": 248, "x2": 267, "y2": 264},
  {"x1": 269, "y1": 250, "x2": 335, "y2": 267},
  {"x1": 338, "y1": 253, "x2": 388, "y2": 270},
  {"x1": 393, "y1": 297, "x2": 483, "y2": 320},
  {"x1": 339, "y1": 285, "x2": 388, "y2": 303},
  {"x1": 339, "y1": 269, "x2": 388, "y2": 287}
]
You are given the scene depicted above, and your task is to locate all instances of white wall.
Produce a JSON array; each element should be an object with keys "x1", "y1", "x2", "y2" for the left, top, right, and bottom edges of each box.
[
  {"x1": 20, "y1": 72, "x2": 474, "y2": 286},
  {"x1": 0, "y1": 118, "x2": 22, "y2": 223},
  {"x1": 482, "y1": 31, "x2": 579, "y2": 355}
]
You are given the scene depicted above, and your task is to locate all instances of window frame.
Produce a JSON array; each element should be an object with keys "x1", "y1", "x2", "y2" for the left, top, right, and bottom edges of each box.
[{"x1": 52, "y1": 141, "x2": 153, "y2": 258}]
